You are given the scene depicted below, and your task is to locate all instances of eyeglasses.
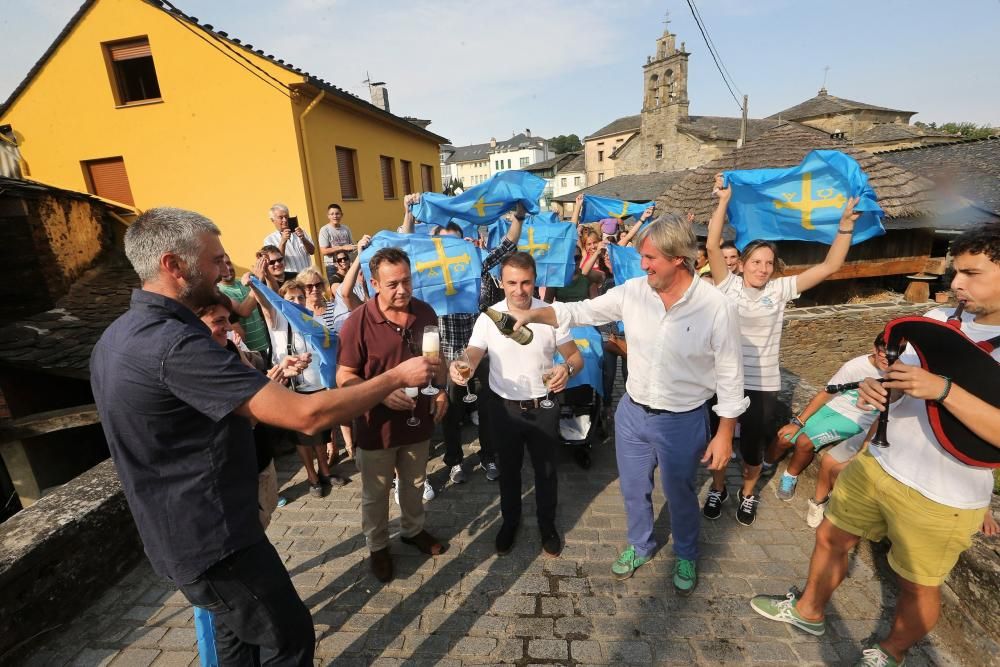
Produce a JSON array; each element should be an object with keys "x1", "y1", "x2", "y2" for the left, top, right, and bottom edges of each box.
[
  {"x1": 302, "y1": 282, "x2": 323, "y2": 291},
  {"x1": 335, "y1": 257, "x2": 350, "y2": 263},
  {"x1": 267, "y1": 257, "x2": 284, "y2": 266}
]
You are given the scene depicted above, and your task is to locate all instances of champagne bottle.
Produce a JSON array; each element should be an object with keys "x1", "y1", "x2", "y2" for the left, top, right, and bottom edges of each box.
[{"x1": 479, "y1": 305, "x2": 533, "y2": 345}]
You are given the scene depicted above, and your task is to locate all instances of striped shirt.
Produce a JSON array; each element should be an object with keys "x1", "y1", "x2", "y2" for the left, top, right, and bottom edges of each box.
[
  {"x1": 218, "y1": 282, "x2": 271, "y2": 354},
  {"x1": 717, "y1": 272, "x2": 799, "y2": 391}
]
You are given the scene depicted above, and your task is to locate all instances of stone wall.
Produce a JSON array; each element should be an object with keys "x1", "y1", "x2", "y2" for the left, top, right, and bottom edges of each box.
[{"x1": 0, "y1": 459, "x2": 142, "y2": 663}]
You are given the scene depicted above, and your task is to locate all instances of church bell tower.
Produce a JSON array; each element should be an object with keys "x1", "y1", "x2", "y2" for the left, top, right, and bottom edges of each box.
[{"x1": 642, "y1": 23, "x2": 689, "y2": 118}]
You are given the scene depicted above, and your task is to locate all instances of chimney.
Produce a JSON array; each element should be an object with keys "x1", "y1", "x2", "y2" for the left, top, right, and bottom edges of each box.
[
  {"x1": 490, "y1": 137, "x2": 497, "y2": 149},
  {"x1": 525, "y1": 128, "x2": 531, "y2": 137},
  {"x1": 369, "y1": 83, "x2": 390, "y2": 112}
]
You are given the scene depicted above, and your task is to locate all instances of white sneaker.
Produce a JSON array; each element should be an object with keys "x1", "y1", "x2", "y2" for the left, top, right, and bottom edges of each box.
[
  {"x1": 449, "y1": 464, "x2": 466, "y2": 484},
  {"x1": 806, "y1": 497, "x2": 828, "y2": 528},
  {"x1": 423, "y1": 480, "x2": 436, "y2": 502},
  {"x1": 470, "y1": 410, "x2": 479, "y2": 426}
]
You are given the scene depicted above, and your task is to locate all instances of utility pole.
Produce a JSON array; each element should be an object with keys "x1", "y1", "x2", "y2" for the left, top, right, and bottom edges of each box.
[{"x1": 737, "y1": 95, "x2": 749, "y2": 148}]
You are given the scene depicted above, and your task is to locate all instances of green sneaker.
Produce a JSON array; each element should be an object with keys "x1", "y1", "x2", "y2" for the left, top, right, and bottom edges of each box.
[
  {"x1": 672, "y1": 558, "x2": 697, "y2": 596},
  {"x1": 750, "y1": 589, "x2": 825, "y2": 636},
  {"x1": 611, "y1": 545, "x2": 651, "y2": 580},
  {"x1": 854, "y1": 645, "x2": 905, "y2": 666}
]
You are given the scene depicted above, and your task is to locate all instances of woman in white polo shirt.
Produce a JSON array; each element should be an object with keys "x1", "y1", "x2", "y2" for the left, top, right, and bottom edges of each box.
[{"x1": 703, "y1": 173, "x2": 860, "y2": 526}]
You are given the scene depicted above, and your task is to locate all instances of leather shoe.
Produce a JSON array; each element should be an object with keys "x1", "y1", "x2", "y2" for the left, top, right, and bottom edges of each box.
[
  {"x1": 540, "y1": 526, "x2": 562, "y2": 558},
  {"x1": 495, "y1": 521, "x2": 519, "y2": 555},
  {"x1": 369, "y1": 547, "x2": 393, "y2": 582},
  {"x1": 401, "y1": 530, "x2": 447, "y2": 556}
]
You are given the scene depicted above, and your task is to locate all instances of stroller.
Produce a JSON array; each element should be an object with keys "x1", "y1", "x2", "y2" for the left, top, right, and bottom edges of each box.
[{"x1": 555, "y1": 326, "x2": 606, "y2": 469}]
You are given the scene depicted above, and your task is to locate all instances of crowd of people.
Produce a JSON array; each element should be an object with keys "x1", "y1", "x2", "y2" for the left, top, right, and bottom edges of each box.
[{"x1": 91, "y1": 181, "x2": 1000, "y2": 665}]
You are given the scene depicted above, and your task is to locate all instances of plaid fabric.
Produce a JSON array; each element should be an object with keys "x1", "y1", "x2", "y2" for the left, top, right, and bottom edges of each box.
[{"x1": 480, "y1": 237, "x2": 517, "y2": 307}]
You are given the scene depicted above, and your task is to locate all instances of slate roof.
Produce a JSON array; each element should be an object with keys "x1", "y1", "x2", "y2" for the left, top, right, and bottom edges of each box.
[
  {"x1": 878, "y1": 137, "x2": 1000, "y2": 216},
  {"x1": 656, "y1": 122, "x2": 996, "y2": 233},
  {"x1": 561, "y1": 153, "x2": 586, "y2": 173},
  {"x1": 0, "y1": 176, "x2": 135, "y2": 213},
  {"x1": 854, "y1": 123, "x2": 958, "y2": 144},
  {"x1": 0, "y1": 257, "x2": 138, "y2": 380},
  {"x1": 446, "y1": 133, "x2": 547, "y2": 163},
  {"x1": 523, "y1": 152, "x2": 580, "y2": 173},
  {"x1": 551, "y1": 171, "x2": 689, "y2": 204},
  {"x1": 677, "y1": 116, "x2": 787, "y2": 142},
  {"x1": 585, "y1": 115, "x2": 641, "y2": 140},
  {"x1": 0, "y1": 0, "x2": 448, "y2": 144},
  {"x1": 767, "y1": 88, "x2": 914, "y2": 121}
]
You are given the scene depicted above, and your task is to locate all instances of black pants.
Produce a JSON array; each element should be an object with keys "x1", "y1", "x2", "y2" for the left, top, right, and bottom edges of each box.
[
  {"x1": 444, "y1": 356, "x2": 495, "y2": 467},
  {"x1": 488, "y1": 394, "x2": 559, "y2": 528},
  {"x1": 739, "y1": 389, "x2": 779, "y2": 466},
  {"x1": 178, "y1": 539, "x2": 314, "y2": 666}
]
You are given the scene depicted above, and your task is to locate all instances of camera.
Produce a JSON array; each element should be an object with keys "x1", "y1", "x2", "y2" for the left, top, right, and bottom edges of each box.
[{"x1": 287, "y1": 215, "x2": 299, "y2": 231}]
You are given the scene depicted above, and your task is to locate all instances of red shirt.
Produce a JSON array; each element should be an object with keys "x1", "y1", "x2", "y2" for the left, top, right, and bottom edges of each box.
[{"x1": 337, "y1": 297, "x2": 438, "y2": 449}]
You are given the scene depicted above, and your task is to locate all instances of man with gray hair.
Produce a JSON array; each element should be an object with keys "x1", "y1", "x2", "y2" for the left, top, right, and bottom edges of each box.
[
  {"x1": 91, "y1": 207, "x2": 436, "y2": 665},
  {"x1": 263, "y1": 202, "x2": 315, "y2": 278},
  {"x1": 509, "y1": 213, "x2": 747, "y2": 595}
]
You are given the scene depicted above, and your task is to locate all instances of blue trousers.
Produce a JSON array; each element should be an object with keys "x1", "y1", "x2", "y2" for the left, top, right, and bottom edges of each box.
[{"x1": 615, "y1": 393, "x2": 710, "y2": 561}]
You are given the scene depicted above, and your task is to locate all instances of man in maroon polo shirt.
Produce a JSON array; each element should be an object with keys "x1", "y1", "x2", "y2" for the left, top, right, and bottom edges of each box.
[{"x1": 336, "y1": 247, "x2": 449, "y2": 582}]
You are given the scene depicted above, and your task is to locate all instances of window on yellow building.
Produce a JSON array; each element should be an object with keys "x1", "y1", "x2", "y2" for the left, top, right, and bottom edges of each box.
[
  {"x1": 83, "y1": 157, "x2": 135, "y2": 206},
  {"x1": 420, "y1": 164, "x2": 434, "y2": 192},
  {"x1": 401, "y1": 160, "x2": 412, "y2": 194},
  {"x1": 380, "y1": 156, "x2": 397, "y2": 199},
  {"x1": 105, "y1": 38, "x2": 161, "y2": 105},
  {"x1": 336, "y1": 146, "x2": 360, "y2": 200}
]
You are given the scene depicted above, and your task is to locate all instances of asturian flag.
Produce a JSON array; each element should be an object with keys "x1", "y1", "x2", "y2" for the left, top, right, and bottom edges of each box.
[
  {"x1": 606, "y1": 244, "x2": 645, "y2": 283},
  {"x1": 554, "y1": 326, "x2": 605, "y2": 396},
  {"x1": 580, "y1": 194, "x2": 654, "y2": 223},
  {"x1": 250, "y1": 276, "x2": 338, "y2": 388},
  {"x1": 723, "y1": 149, "x2": 885, "y2": 249},
  {"x1": 488, "y1": 220, "x2": 577, "y2": 287},
  {"x1": 410, "y1": 171, "x2": 546, "y2": 227},
  {"x1": 360, "y1": 232, "x2": 483, "y2": 315}
]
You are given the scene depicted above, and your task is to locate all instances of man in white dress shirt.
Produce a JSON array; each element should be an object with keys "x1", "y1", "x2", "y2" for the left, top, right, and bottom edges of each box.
[
  {"x1": 510, "y1": 214, "x2": 747, "y2": 595},
  {"x1": 262, "y1": 203, "x2": 315, "y2": 279}
]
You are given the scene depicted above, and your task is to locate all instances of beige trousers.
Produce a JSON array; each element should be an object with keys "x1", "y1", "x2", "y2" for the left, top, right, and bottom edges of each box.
[
  {"x1": 355, "y1": 439, "x2": 429, "y2": 552},
  {"x1": 257, "y1": 460, "x2": 279, "y2": 530}
]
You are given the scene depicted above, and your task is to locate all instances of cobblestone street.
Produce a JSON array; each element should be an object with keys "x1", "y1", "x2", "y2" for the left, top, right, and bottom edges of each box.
[{"x1": 27, "y1": 413, "x2": 962, "y2": 666}]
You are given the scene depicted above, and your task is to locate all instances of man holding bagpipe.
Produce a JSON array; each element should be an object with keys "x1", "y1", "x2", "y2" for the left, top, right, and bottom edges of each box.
[{"x1": 751, "y1": 223, "x2": 1000, "y2": 666}]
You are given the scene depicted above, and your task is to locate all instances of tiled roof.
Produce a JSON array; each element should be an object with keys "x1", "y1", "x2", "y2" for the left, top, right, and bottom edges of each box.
[
  {"x1": 0, "y1": 0, "x2": 448, "y2": 144},
  {"x1": 878, "y1": 137, "x2": 1000, "y2": 216},
  {"x1": 585, "y1": 115, "x2": 641, "y2": 140},
  {"x1": 0, "y1": 257, "x2": 138, "y2": 379},
  {"x1": 551, "y1": 171, "x2": 689, "y2": 203},
  {"x1": 854, "y1": 123, "x2": 958, "y2": 144},
  {"x1": 767, "y1": 88, "x2": 913, "y2": 121},
  {"x1": 657, "y1": 122, "x2": 996, "y2": 233},
  {"x1": 677, "y1": 116, "x2": 786, "y2": 142},
  {"x1": 446, "y1": 133, "x2": 547, "y2": 163},
  {"x1": 523, "y1": 152, "x2": 580, "y2": 173}
]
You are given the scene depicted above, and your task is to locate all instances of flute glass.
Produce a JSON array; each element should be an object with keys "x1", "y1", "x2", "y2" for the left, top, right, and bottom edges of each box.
[
  {"x1": 540, "y1": 362, "x2": 556, "y2": 409},
  {"x1": 420, "y1": 325, "x2": 441, "y2": 396},
  {"x1": 404, "y1": 386, "x2": 420, "y2": 427},
  {"x1": 455, "y1": 348, "x2": 477, "y2": 403}
]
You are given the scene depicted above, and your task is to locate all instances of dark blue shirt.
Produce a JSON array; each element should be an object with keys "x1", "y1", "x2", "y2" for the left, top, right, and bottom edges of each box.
[{"x1": 91, "y1": 290, "x2": 269, "y2": 584}]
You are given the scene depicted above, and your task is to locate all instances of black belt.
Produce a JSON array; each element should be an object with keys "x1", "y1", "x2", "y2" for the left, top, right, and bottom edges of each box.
[
  {"x1": 502, "y1": 397, "x2": 546, "y2": 411},
  {"x1": 631, "y1": 398, "x2": 702, "y2": 415}
]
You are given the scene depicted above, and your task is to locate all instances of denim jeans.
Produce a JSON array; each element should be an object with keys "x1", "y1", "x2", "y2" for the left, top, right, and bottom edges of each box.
[
  {"x1": 614, "y1": 394, "x2": 710, "y2": 561},
  {"x1": 178, "y1": 538, "x2": 314, "y2": 666}
]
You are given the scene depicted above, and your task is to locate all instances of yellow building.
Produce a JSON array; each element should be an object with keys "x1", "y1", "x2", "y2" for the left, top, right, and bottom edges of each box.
[{"x1": 0, "y1": 0, "x2": 447, "y2": 269}]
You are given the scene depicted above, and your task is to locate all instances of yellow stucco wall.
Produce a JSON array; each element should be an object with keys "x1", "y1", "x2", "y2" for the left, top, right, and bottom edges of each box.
[{"x1": 2, "y1": 0, "x2": 442, "y2": 271}]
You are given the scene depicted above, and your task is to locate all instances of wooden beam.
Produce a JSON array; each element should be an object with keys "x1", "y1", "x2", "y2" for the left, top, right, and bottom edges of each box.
[
  {"x1": 0, "y1": 404, "x2": 99, "y2": 445},
  {"x1": 781, "y1": 257, "x2": 929, "y2": 280},
  {"x1": 0, "y1": 440, "x2": 41, "y2": 507}
]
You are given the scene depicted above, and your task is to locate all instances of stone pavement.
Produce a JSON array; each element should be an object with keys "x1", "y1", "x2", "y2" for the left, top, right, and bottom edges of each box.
[{"x1": 26, "y1": 415, "x2": 963, "y2": 666}]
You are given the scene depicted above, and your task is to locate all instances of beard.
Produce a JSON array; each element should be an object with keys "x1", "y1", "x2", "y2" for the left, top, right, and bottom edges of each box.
[{"x1": 179, "y1": 263, "x2": 222, "y2": 308}]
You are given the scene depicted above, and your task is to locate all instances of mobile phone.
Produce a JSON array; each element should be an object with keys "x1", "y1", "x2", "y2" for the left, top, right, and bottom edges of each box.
[{"x1": 287, "y1": 216, "x2": 299, "y2": 231}]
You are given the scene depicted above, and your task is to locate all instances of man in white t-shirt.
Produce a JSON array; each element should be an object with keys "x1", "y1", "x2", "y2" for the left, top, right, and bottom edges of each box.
[
  {"x1": 318, "y1": 203, "x2": 355, "y2": 284},
  {"x1": 450, "y1": 251, "x2": 583, "y2": 559},
  {"x1": 751, "y1": 224, "x2": 1000, "y2": 667},
  {"x1": 262, "y1": 203, "x2": 315, "y2": 278}
]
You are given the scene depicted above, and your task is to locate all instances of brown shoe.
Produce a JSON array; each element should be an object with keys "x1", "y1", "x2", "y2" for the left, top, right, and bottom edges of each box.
[
  {"x1": 370, "y1": 547, "x2": 393, "y2": 582},
  {"x1": 401, "y1": 530, "x2": 448, "y2": 556}
]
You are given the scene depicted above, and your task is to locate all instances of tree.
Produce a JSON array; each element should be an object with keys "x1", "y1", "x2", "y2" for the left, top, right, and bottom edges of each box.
[
  {"x1": 549, "y1": 134, "x2": 583, "y2": 154},
  {"x1": 443, "y1": 178, "x2": 464, "y2": 196},
  {"x1": 915, "y1": 121, "x2": 996, "y2": 140}
]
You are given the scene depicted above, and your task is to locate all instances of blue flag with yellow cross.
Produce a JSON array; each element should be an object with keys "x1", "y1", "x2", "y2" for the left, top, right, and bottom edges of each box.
[
  {"x1": 580, "y1": 194, "x2": 654, "y2": 223},
  {"x1": 487, "y1": 219, "x2": 577, "y2": 287},
  {"x1": 411, "y1": 171, "x2": 546, "y2": 227},
  {"x1": 606, "y1": 244, "x2": 645, "y2": 283},
  {"x1": 722, "y1": 149, "x2": 885, "y2": 250},
  {"x1": 360, "y1": 232, "x2": 483, "y2": 316},
  {"x1": 554, "y1": 326, "x2": 605, "y2": 396},
  {"x1": 249, "y1": 276, "x2": 337, "y2": 388}
]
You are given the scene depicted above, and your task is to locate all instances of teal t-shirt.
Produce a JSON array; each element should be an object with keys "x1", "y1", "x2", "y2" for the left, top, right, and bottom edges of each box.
[{"x1": 218, "y1": 282, "x2": 270, "y2": 353}]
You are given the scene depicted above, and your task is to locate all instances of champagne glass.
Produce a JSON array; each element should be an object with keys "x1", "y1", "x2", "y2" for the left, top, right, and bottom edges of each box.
[
  {"x1": 420, "y1": 325, "x2": 441, "y2": 396},
  {"x1": 455, "y1": 348, "x2": 477, "y2": 403},
  {"x1": 404, "y1": 386, "x2": 420, "y2": 427},
  {"x1": 540, "y1": 362, "x2": 556, "y2": 409}
]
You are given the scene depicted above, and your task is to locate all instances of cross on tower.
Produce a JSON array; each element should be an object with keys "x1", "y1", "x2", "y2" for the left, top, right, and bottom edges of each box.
[
  {"x1": 414, "y1": 237, "x2": 471, "y2": 296},
  {"x1": 773, "y1": 173, "x2": 847, "y2": 230}
]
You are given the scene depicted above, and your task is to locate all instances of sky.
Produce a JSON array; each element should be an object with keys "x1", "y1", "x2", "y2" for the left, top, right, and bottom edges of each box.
[{"x1": 2, "y1": 0, "x2": 999, "y2": 146}]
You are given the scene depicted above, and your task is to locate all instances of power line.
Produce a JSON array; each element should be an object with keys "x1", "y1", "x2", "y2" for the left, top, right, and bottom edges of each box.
[
  {"x1": 684, "y1": 0, "x2": 743, "y2": 111},
  {"x1": 689, "y1": 0, "x2": 742, "y2": 98}
]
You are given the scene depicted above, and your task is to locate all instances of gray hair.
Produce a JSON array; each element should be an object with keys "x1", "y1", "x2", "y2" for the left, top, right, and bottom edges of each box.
[
  {"x1": 124, "y1": 207, "x2": 220, "y2": 283},
  {"x1": 633, "y1": 213, "x2": 697, "y2": 273},
  {"x1": 269, "y1": 203, "x2": 289, "y2": 216}
]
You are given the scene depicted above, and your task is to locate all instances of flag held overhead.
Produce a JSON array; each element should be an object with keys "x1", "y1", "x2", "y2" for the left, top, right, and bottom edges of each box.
[
  {"x1": 488, "y1": 220, "x2": 578, "y2": 287},
  {"x1": 580, "y1": 194, "x2": 654, "y2": 223},
  {"x1": 411, "y1": 171, "x2": 546, "y2": 227}
]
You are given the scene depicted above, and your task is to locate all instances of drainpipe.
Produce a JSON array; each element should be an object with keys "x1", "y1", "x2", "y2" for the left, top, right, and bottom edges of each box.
[{"x1": 298, "y1": 90, "x2": 325, "y2": 267}]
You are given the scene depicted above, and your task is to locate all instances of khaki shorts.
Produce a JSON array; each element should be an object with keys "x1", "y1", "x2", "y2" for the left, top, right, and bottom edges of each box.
[{"x1": 826, "y1": 450, "x2": 984, "y2": 586}]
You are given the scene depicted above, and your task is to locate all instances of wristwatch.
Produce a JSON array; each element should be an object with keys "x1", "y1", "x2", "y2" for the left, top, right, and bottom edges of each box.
[
  {"x1": 564, "y1": 362, "x2": 575, "y2": 377},
  {"x1": 790, "y1": 416, "x2": 804, "y2": 428}
]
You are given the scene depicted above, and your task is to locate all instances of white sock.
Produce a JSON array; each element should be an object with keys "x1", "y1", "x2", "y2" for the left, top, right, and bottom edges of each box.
[{"x1": 784, "y1": 472, "x2": 798, "y2": 480}]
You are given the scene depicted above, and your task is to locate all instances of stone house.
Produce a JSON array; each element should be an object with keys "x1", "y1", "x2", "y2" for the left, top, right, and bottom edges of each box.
[{"x1": 583, "y1": 114, "x2": 640, "y2": 186}]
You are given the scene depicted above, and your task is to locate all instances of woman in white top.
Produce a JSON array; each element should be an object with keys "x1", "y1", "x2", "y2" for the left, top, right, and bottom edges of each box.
[{"x1": 704, "y1": 172, "x2": 860, "y2": 526}]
